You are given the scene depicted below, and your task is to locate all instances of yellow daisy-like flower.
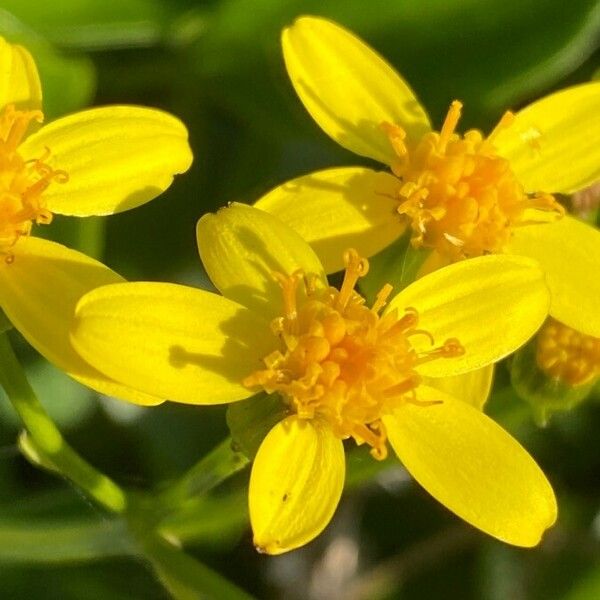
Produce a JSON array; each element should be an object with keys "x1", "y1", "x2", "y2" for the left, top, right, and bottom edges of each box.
[
  {"x1": 256, "y1": 16, "x2": 600, "y2": 338},
  {"x1": 0, "y1": 37, "x2": 192, "y2": 404},
  {"x1": 70, "y1": 203, "x2": 556, "y2": 554}
]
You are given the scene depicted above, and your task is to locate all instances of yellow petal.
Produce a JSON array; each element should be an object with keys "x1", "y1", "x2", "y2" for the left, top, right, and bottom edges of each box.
[
  {"x1": 494, "y1": 83, "x2": 600, "y2": 194},
  {"x1": 0, "y1": 37, "x2": 42, "y2": 111},
  {"x1": 18, "y1": 106, "x2": 193, "y2": 216},
  {"x1": 197, "y1": 203, "x2": 327, "y2": 321},
  {"x1": 507, "y1": 215, "x2": 600, "y2": 337},
  {"x1": 255, "y1": 167, "x2": 405, "y2": 274},
  {"x1": 71, "y1": 281, "x2": 276, "y2": 405},
  {"x1": 249, "y1": 416, "x2": 345, "y2": 555},
  {"x1": 424, "y1": 364, "x2": 494, "y2": 410},
  {"x1": 282, "y1": 16, "x2": 431, "y2": 165},
  {"x1": 387, "y1": 255, "x2": 549, "y2": 377},
  {"x1": 383, "y1": 386, "x2": 556, "y2": 547},
  {"x1": 0, "y1": 237, "x2": 161, "y2": 405}
]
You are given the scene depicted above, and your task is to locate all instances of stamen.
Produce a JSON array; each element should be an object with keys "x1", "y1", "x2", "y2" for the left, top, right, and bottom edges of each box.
[
  {"x1": 486, "y1": 110, "x2": 515, "y2": 143},
  {"x1": 381, "y1": 122, "x2": 408, "y2": 160},
  {"x1": 407, "y1": 329, "x2": 435, "y2": 345},
  {"x1": 371, "y1": 283, "x2": 393, "y2": 314},
  {"x1": 382, "y1": 100, "x2": 564, "y2": 260},
  {"x1": 244, "y1": 250, "x2": 465, "y2": 459},
  {"x1": 336, "y1": 248, "x2": 369, "y2": 311},
  {"x1": 0, "y1": 105, "x2": 66, "y2": 257},
  {"x1": 438, "y1": 100, "x2": 462, "y2": 152},
  {"x1": 272, "y1": 271, "x2": 302, "y2": 332},
  {"x1": 416, "y1": 338, "x2": 465, "y2": 364},
  {"x1": 2, "y1": 105, "x2": 43, "y2": 151}
]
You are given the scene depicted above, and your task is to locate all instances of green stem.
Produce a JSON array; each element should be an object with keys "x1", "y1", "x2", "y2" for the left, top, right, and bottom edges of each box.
[
  {"x1": 0, "y1": 332, "x2": 127, "y2": 513},
  {"x1": 76, "y1": 216, "x2": 106, "y2": 261},
  {"x1": 160, "y1": 438, "x2": 249, "y2": 510}
]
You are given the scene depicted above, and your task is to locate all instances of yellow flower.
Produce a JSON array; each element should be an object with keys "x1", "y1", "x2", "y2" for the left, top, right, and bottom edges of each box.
[
  {"x1": 0, "y1": 36, "x2": 192, "y2": 404},
  {"x1": 70, "y1": 203, "x2": 556, "y2": 553},
  {"x1": 510, "y1": 316, "x2": 600, "y2": 426},
  {"x1": 536, "y1": 318, "x2": 600, "y2": 387},
  {"x1": 256, "y1": 16, "x2": 600, "y2": 338}
]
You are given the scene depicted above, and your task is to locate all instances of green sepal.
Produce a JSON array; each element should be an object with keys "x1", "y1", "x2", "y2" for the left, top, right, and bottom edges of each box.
[
  {"x1": 226, "y1": 392, "x2": 289, "y2": 459},
  {"x1": 359, "y1": 231, "x2": 431, "y2": 305},
  {"x1": 510, "y1": 335, "x2": 595, "y2": 427}
]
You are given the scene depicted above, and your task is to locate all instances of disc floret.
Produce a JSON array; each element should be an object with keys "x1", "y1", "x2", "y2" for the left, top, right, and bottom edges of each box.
[
  {"x1": 383, "y1": 101, "x2": 564, "y2": 260},
  {"x1": 244, "y1": 249, "x2": 464, "y2": 459},
  {"x1": 0, "y1": 104, "x2": 67, "y2": 259},
  {"x1": 536, "y1": 319, "x2": 600, "y2": 386}
]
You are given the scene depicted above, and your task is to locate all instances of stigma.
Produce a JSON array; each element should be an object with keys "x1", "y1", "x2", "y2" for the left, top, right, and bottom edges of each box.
[
  {"x1": 244, "y1": 249, "x2": 464, "y2": 460},
  {"x1": 536, "y1": 319, "x2": 600, "y2": 387},
  {"x1": 382, "y1": 101, "x2": 564, "y2": 261},
  {"x1": 0, "y1": 104, "x2": 67, "y2": 261}
]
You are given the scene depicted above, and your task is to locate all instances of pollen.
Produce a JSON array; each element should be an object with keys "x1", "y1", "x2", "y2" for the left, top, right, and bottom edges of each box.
[
  {"x1": 536, "y1": 319, "x2": 600, "y2": 387},
  {"x1": 382, "y1": 101, "x2": 564, "y2": 261},
  {"x1": 244, "y1": 249, "x2": 464, "y2": 460},
  {"x1": 0, "y1": 104, "x2": 68, "y2": 261}
]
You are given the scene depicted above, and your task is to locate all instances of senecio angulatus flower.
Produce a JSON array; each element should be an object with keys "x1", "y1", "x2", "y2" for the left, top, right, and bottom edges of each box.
[
  {"x1": 536, "y1": 319, "x2": 600, "y2": 388},
  {"x1": 256, "y1": 16, "x2": 600, "y2": 341},
  {"x1": 0, "y1": 37, "x2": 192, "y2": 403},
  {"x1": 71, "y1": 203, "x2": 556, "y2": 554}
]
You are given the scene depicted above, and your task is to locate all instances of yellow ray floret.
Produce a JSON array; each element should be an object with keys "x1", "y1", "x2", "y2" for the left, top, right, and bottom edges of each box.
[
  {"x1": 257, "y1": 16, "x2": 600, "y2": 341},
  {"x1": 0, "y1": 35, "x2": 192, "y2": 403}
]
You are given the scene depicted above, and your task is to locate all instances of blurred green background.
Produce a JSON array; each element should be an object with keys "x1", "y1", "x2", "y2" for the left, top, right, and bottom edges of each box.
[{"x1": 0, "y1": 0, "x2": 599, "y2": 598}]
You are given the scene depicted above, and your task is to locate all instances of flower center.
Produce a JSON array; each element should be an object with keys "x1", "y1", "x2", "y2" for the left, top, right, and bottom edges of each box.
[
  {"x1": 244, "y1": 249, "x2": 464, "y2": 459},
  {"x1": 0, "y1": 104, "x2": 67, "y2": 261},
  {"x1": 382, "y1": 101, "x2": 564, "y2": 261},
  {"x1": 536, "y1": 319, "x2": 600, "y2": 386}
]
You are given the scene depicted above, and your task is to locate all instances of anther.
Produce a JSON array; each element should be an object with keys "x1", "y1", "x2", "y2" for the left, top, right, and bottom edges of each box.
[
  {"x1": 336, "y1": 249, "x2": 369, "y2": 311},
  {"x1": 487, "y1": 110, "x2": 515, "y2": 143},
  {"x1": 381, "y1": 122, "x2": 408, "y2": 158},
  {"x1": 244, "y1": 251, "x2": 467, "y2": 462},
  {"x1": 395, "y1": 307, "x2": 419, "y2": 331},
  {"x1": 272, "y1": 271, "x2": 303, "y2": 330},
  {"x1": 438, "y1": 100, "x2": 463, "y2": 152},
  {"x1": 441, "y1": 338, "x2": 465, "y2": 357},
  {"x1": 371, "y1": 283, "x2": 393, "y2": 314}
]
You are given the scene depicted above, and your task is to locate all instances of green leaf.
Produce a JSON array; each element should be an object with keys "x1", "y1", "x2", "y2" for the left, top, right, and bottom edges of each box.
[
  {"x1": 159, "y1": 490, "x2": 248, "y2": 546},
  {"x1": 196, "y1": 0, "x2": 600, "y2": 132},
  {"x1": 160, "y1": 438, "x2": 249, "y2": 511},
  {"x1": 564, "y1": 565, "x2": 600, "y2": 600},
  {"x1": 0, "y1": 360, "x2": 96, "y2": 432},
  {"x1": 142, "y1": 535, "x2": 255, "y2": 600},
  {"x1": 0, "y1": 517, "x2": 136, "y2": 563},
  {"x1": 0, "y1": 0, "x2": 174, "y2": 51},
  {"x1": 226, "y1": 393, "x2": 289, "y2": 459}
]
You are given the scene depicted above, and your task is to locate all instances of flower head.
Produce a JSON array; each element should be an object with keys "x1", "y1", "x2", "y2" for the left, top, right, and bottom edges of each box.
[
  {"x1": 536, "y1": 318, "x2": 600, "y2": 387},
  {"x1": 256, "y1": 16, "x2": 600, "y2": 338},
  {"x1": 510, "y1": 316, "x2": 600, "y2": 426},
  {"x1": 0, "y1": 36, "x2": 192, "y2": 404},
  {"x1": 71, "y1": 203, "x2": 556, "y2": 553},
  {"x1": 382, "y1": 103, "x2": 561, "y2": 260}
]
